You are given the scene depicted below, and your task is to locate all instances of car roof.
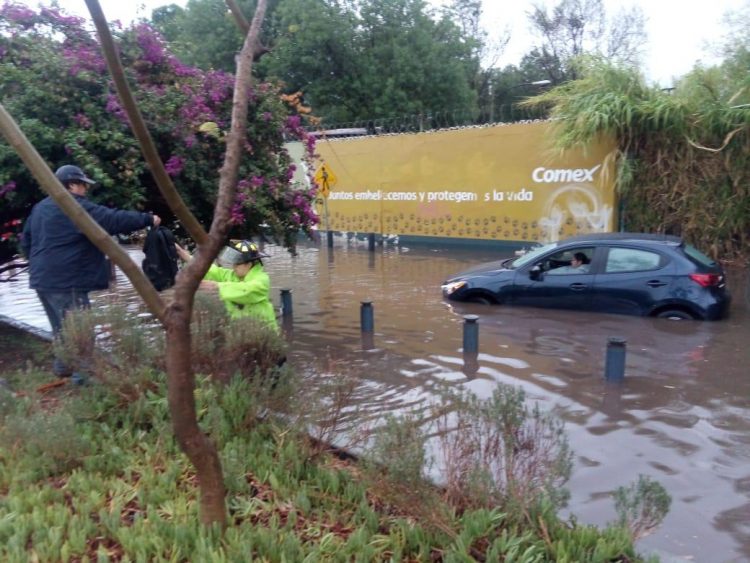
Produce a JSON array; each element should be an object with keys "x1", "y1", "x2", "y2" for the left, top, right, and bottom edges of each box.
[{"x1": 558, "y1": 232, "x2": 683, "y2": 246}]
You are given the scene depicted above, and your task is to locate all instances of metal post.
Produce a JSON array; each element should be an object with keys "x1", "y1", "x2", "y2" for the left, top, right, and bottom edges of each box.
[
  {"x1": 604, "y1": 337, "x2": 627, "y2": 382},
  {"x1": 463, "y1": 314, "x2": 479, "y2": 354},
  {"x1": 360, "y1": 301, "x2": 374, "y2": 333},
  {"x1": 326, "y1": 230, "x2": 333, "y2": 248},
  {"x1": 361, "y1": 331, "x2": 375, "y2": 351},
  {"x1": 280, "y1": 288, "x2": 293, "y2": 318},
  {"x1": 462, "y1": 351, "x2": 479, "y2": 379},
  {"x1": 281, "y1": 316, "x2": 294, "y2": 343},
  {"x1": 368, "y1": 232, "x2": 375, "y2": 252}
]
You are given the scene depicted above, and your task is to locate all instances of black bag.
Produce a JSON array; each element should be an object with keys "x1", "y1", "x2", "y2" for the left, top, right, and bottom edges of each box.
[{"x1": 142, "y1": 226, "x2": 179, "y2": 291}]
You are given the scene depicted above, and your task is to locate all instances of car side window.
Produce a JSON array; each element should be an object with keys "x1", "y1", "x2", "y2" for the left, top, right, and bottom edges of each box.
[
  {"x1": 543, "y1": 247, "x2": 594, "y2": 275},
  {"x1": 605, "y1": 247, "x2": 661, "y2": 273}
]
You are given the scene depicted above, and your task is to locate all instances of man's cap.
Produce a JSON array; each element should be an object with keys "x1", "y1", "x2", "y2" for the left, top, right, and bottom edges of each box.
[{"x1": 55, "y1": 164, "x2": 96, "y2": 185}]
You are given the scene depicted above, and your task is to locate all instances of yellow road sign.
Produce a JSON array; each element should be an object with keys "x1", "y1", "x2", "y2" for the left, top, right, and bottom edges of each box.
[{"x1": 314, "y1": 163, "x2": 337, "y2": 198}]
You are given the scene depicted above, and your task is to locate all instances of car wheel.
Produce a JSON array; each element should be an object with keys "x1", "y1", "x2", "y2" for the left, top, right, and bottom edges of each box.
[
  {"x1": 655, "y1": 309, "x2": 695, "y2": 320},
  {"x1": 468, "y1": 295, "x2": 492, "y2": 305}
]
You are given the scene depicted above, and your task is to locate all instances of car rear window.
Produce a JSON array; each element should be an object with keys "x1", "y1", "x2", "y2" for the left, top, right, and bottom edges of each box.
[
  {"x1": 605, "y1": 247, "x2": 662, "y2": 273},
  {"x1": 683, "y1": 244, "x2": 716, "y2": 267}
]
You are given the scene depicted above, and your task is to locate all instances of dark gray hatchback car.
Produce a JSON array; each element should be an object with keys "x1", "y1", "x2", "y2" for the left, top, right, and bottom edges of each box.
[{"x1": 441, "y1": 233, "x2": 730, "y2": 320}]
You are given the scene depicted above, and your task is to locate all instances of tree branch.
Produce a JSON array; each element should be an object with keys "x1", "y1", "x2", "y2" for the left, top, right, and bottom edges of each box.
[
  {"x1": 225, "y1": 0, "x2": 250, "y2": 35},
  {"x1": 210, "y1": 0, "x2": 268, "y2": 239},
  {"x1": 84, "y1": 0, "x2": 208, "y2": 246},
  {"x1": 225, "y1": 0, "x2": 268, "y2": 59}
]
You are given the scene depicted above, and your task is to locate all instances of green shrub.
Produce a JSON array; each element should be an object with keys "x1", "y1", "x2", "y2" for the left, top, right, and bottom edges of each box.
[
  {"x1": 191, "y1": 292, "x2": 287, "y2": 383},
  {"x1": 55, "y1": 303, "x2": 164, "y2": 400},
  {"x1": 367, "y1": 412, "x2": 430, "y2": 489},
  {"x1": 614, "y1": 474, "x2": 672, "y2": 540},
  {"x1": 437, "y1": 385, "x2": 572, "y2": 512},
  {"x1": 0, "y1": 405, "x2": 90, "y2": 481}
]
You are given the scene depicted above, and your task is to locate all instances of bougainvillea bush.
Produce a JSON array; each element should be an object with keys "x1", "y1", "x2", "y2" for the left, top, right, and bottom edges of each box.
[{"x1": 0, "y1": 2, "x2": 318, "y2": 262}]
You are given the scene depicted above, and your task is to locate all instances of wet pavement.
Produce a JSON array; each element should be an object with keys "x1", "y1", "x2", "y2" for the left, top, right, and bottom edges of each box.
[{"x1": 1, "y1": 239, "x2": 749, "y2": 562}]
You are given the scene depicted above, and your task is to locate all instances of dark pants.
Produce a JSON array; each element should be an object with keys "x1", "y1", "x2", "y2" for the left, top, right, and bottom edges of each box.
[{"x1": 37, "y1": 290, "x2": 90, "y2": 377}]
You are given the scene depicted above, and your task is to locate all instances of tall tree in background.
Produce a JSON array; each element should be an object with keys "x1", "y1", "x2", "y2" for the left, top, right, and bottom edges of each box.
[
  {"x1": 525, "y1": 0, "x2": 646, "y2": 83},
  {"x1": 257, "y1": 0, "x2": 361, "y2": 124},
  {"x1": 437, "y1": 0, "x2": 505, "y2": 123},
  {"x1": 152, "y1": 0, "x2": 480, "y2": 126},
  {"x1": 354, "y1": 0, "x2": 476, "y2": 122},
  {"x1": 152, "y1": 0, "x2": 280, "y2": 71},
  {"x1": 716, "y1": 0, "x2": 750, "y2": 82}
]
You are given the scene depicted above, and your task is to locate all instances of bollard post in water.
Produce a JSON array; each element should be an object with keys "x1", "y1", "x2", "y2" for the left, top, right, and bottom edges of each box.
[
  {"x1": 462, "y1": 350, "x2": 479, "y2": 379},
  {"x1": 463, "y1": 314, "x2": 479, "y2": 354},
  {"x1": 326, "y1": 230, "x2": 334, "y2": 248},
  {"x1": 360, "y1": 300, "x2": 374, "y2": 333},
  {"x1": 361, "y1": 331, "x2": 375, "y2": 351},
  {"x1": 604, "y1": 337, "x2": 627, "y2": 382},
  {"x1": 368, "y1": 233, "x2": 375, "y2": 252},
  {"x1": 280, "y1": 288, "x2": 293, "y2": 318},
  {"x1": 281, "y1": 315, "x2": 294, "y2": 341}
]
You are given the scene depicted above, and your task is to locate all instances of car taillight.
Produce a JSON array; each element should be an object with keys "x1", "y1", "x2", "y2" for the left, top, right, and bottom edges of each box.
[{"x1": 689, "y1": 273, "x2": 722, "y2": 287}]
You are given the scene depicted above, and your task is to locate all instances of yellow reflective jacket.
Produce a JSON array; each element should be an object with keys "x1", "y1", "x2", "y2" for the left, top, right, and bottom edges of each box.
[{"x1": 204, "y1": 263, "x2": 278, "y2": 330}]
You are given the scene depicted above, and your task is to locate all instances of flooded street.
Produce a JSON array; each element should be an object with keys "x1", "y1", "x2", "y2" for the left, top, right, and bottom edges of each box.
[{"x1": 2, "y1": 239, "x2": 749, "y2": 562}]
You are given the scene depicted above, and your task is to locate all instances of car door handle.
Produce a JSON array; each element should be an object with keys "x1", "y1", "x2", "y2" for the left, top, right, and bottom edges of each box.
[
  {"x1": 646, "y1": 280, "x2": 668, "y2": 287},
  {"x1": 569, "y1": 283, "x2": 588, "y2": 290}
]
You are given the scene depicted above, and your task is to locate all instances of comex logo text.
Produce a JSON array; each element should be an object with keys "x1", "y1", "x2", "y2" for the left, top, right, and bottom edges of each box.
[{"x1": 532, "y1": 164, "x2": 601, "y2": 183}]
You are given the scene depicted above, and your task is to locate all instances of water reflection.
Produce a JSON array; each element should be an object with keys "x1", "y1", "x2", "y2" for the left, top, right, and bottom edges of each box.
[{"x1": 1, "y1": 241, "x2": 749, "y2": 561}]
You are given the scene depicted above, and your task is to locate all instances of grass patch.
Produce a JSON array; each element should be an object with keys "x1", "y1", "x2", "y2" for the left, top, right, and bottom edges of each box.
[{"x1": 0, "y1": 314, "x2": 663, "y2": 561}]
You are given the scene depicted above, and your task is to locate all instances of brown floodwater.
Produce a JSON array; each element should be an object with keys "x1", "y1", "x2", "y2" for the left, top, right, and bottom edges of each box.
[{"x1": 1, "y1": 239, "x2": 749, "y2": 562}]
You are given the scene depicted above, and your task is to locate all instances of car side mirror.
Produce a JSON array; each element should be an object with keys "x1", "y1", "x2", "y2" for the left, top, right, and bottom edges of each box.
[{"x1": 529, "y1": 265, "x2": 542, "y2": 280}]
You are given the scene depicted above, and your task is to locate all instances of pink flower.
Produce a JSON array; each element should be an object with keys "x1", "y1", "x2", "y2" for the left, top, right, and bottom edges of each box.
[
  {"x1": 0, "y1": 181, "x2": 17, "y2": 198},
  {"x1": 285, "y1": 115, "x2": 301, "y2": 130},
  {"x1": 229, "y1": 203, "x2": 245, "y2": 225},
  {"x1": 135, "y1": 23, "x2": 167, "y2": 65},
  {"x1": 1, "y1": 4, "x2": 37, "y2": 26},
  {"x1": 165, "y1": 155, "x2": 184, "y2": 177},
  {"x1": 73, "y1": 113, "x2": 91, "y2": 128}
]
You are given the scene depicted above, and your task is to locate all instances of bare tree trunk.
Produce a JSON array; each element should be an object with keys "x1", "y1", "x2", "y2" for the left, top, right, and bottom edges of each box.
[{"x1": 165, "y1": 290, "x2": 227, "y2": 526}]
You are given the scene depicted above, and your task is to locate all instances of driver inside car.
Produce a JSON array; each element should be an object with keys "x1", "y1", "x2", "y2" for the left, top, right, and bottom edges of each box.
[{"x1": 548, "y1": 252, "x2": 590, "y2": 274}]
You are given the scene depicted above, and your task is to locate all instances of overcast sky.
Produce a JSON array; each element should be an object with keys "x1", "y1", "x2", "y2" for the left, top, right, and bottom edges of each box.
[
  {"x1": 448, "y1": 0, "x2": 746, "y2": 86},
  {"x1": 17, "y1": 0, "x2": 748, "y2": 85}
]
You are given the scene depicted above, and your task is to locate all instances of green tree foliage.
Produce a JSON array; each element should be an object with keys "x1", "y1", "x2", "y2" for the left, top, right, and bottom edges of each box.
[
  {"x1": 716, "y1": 1, "x2": 750, "y2": 89},
  {"x1": 354, "y1": 0, "x2": 477, "y2": 121},
  {"x1": 152, "y1": 0, "x2": 281, "y2": 72},
  {"x1": 438, "y1": 0, "x2": 503, "y2": 123},
  {"x1": 257, "y1": 0, "x2": 362, "y2": 124},
  {"x1": 481, "y1": 64, "x2": 552, "y2": 123},
  {"x1": 0, "y1": 3, "x2": 318, "y2": 261},
  {"x1": 153, "y1": 0, "x2": 479, "y2": 125},
  {"x1": 523, "y1": 58, "x2": 749, "y2": 258}
]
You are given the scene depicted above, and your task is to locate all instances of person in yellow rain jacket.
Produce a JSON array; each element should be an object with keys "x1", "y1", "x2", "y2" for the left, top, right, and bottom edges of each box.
[{"x1": 175, "y1": 239, "x2": 278, "y2": 330}]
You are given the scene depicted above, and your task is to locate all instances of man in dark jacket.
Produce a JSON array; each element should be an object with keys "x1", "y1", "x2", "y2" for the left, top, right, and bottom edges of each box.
[{"x1": 20, "y1": 164, "x2": 161, "y2": 381}]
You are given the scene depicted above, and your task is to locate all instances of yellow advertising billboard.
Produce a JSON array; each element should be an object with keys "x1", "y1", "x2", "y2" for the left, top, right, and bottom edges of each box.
[{"x1": 312, "y1": 122, "x2": 616, "y2": 243}]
